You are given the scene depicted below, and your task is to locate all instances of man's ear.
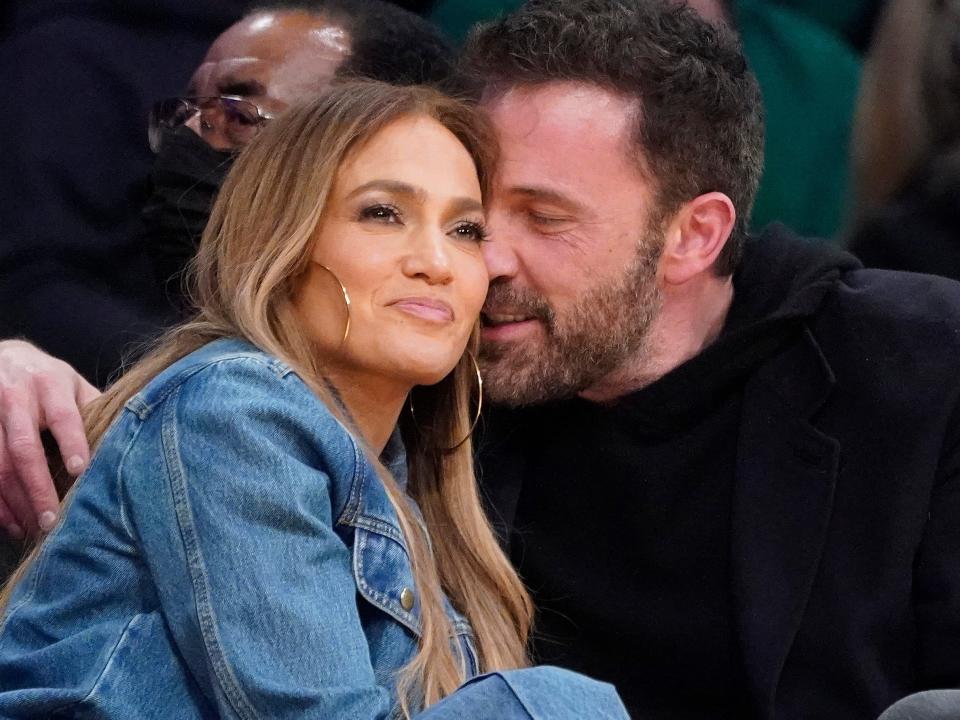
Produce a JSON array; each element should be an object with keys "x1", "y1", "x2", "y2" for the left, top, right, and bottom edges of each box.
[{"x1": 659, "y1": 192, "x2": 736, "y2": 285}]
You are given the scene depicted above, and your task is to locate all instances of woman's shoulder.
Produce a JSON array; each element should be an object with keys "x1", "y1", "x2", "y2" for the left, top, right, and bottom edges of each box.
[
  {"x1": 125, "y1": 337, "x2": 354, "y2": 456},
  {"x1": 130, "y1": 337, "x2": 288, "y2": 402}
]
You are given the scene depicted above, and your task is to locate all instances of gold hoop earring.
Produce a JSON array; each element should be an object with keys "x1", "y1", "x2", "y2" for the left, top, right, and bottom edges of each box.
[
  {"x1": 408, "y1": 351, "x2": 483, "y2": 451},
  {"x1": 317, "y1": 264, "x2": 351, "y2": 346}
]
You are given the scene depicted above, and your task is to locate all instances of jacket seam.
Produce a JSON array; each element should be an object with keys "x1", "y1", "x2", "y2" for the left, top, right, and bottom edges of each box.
[
  {"x1": 116, "y1": 412, "x2": 147, "y2": 542},
  {"x1": 0, "y1": 539, "x2": 52, "y2": 635},
  {"x1": 128, "y1": 354, "x2": 289, "y2": 420},
  {"x1": 348, "y1": 515, "x2": 407, "y2": 548},
  {"x1": 161, "y1": 384, "x2": 261, "y2": 720},
  {"x1": 337, "y1": 436, "x2": 367, "y2": 526},
  {"x1": 50, "y1": 612, "x2": 148, "y2": 715}
]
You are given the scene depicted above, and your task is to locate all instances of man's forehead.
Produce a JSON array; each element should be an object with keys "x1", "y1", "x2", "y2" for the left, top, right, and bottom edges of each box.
[
  {"x1": 485, "y1": 83, "x2": 636, "y2": 144},
  {"x1": 206, "y1": 12, "x2": 349, "y2": 62},
  {"x1": 191, "y1": 12, "x2": 350, "y2": 94},
  {"x1": 485, "y1": 82, "x2": 647, "y2": 197}
]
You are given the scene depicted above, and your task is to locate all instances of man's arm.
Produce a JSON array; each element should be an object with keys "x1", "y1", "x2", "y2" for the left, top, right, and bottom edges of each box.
[{"x1": 0, "y1": 340, "x2": 99, "y2": 536}]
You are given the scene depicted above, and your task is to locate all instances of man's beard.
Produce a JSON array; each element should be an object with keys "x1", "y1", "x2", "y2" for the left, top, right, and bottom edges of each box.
[{"x1": 480, "y1": 230, "x2": 663, "y2": 407}]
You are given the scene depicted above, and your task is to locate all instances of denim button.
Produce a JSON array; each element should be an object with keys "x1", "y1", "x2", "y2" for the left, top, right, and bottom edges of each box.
[{"x1": 400, "y1": 587, "x2": 415, "y2": 611}]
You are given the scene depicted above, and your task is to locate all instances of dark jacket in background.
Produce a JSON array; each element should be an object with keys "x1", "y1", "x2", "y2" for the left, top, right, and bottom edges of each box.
[
  {"x1": 848, "y1": 148, "x2": 960, "y2": 280},
  {"x1": 479, "y1": 226, "x2": 960, "y2": 720},
  {"x1": 0, "y1": 0, "x2": 246, "y2": 387}
]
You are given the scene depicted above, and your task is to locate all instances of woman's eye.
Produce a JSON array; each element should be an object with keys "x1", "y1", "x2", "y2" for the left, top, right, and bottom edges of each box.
[
  {"x1": 358, "y1": 204, "x2": 402, "y2": 224},
  {"x1": 452, "y1": 222, "x2": 488, "y2": 242}
]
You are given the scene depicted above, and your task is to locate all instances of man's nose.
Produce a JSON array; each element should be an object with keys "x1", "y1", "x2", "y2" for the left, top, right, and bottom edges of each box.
[
  {"x1": 480, "y1": 214, "x2": 520, "y2": 282},
  {"x1": 184, "y1": 107, "x2": 232, "y2": 150},
  {"x1": 402, "y1": 227, "x2": 454, "y2": 284}
]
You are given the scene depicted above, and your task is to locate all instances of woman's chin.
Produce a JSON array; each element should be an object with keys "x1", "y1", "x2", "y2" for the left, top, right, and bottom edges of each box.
[
  {"x1": 394, "y1": 355, "x2": 461, "y2": 388},
  {"x1": 406, "y1": 366, "x2": 457, "y2": 388}
]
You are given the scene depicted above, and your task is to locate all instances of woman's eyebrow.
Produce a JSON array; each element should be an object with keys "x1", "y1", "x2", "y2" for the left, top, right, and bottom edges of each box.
[
  {"x1": 346, "y1": 181, "x2": 482, "y2": 216},
  {"x1": 447, "y1": 197, "x2": 484, "y2": 216},
  {"x1": 346, "y1": 179, "x2": 426, "y2": 203}
]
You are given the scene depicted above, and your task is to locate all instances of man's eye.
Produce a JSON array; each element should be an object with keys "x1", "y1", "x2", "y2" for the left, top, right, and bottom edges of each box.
[
  {"x1": 452, "y1": 221, "x2": 489, "y2": 242},
  {"x1": 528, "y1": 212, "x2": 566, "y2": 225},
  {"x1": 358, "y1": 204, "x2": 402, "y2": 223}
]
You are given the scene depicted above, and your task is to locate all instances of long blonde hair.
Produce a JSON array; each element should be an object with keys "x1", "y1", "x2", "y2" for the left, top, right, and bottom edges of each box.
[{"x1": 2, "y1": 80, "x2": 532, "y2": 714}]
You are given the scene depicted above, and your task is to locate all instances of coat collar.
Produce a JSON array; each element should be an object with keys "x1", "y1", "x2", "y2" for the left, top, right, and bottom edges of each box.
[{"x1": 731, "y1": 324, "x2": 840, "y2": 719}]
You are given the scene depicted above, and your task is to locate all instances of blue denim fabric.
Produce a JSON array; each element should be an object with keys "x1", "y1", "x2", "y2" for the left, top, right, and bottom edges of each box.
[{"x1": 0, "y1": 338, "x2": 625, "y2": 719}]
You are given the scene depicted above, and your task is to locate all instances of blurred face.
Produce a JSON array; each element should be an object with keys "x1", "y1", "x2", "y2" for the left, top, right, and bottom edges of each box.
[
  {"x1": 186, "y1": 11, "x2": 350, "y2": 148},
  {"x1": 295, "y1": 115, "x2": 489, "y2": 389},
  {"x1": 480, "y1": 83, "x2": 665, "y2": 406}
]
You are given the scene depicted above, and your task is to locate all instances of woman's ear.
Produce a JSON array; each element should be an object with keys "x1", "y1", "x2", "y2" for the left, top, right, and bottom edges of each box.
[{"x1": 659, "y1": 192, "x2": 736, "y2": 285}]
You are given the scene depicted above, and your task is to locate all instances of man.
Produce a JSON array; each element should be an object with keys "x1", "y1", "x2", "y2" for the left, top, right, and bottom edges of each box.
[
  {"x1": 2, "y1": 1, "x2": 960, "y2": 718},
  {"x1": 458, "y1": 2, "x2": 960, "y2": 718},
  {"x1": 0, "y1": 0, "x2": 452, "y2": 389}
]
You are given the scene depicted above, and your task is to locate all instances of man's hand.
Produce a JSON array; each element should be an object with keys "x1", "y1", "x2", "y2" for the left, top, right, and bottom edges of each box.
[{"x1": 0, "y1": 341, "x2": 101, "y2": 537}]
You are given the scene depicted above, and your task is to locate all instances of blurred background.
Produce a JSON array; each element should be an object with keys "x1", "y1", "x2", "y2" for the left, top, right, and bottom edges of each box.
[{"x1": 5, "y1": 0, "x2": 959, "y2": 385}]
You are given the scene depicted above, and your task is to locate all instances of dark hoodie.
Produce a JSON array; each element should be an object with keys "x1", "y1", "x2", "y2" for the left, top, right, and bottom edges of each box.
[{"x1": 479, "y1": 225, "x2": 861, "y2": 720}]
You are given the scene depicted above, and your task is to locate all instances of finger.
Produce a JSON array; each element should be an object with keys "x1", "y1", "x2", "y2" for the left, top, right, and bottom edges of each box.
[
  {"x1": 0, "y1": 477, "x2": 39, "y2": 538},
  {"x1": 0, "y1": 493, "x2": 23, "y2": 540},
  {"x1": 74, "y1": 374, "x2": 102, "y2": 408},
  {"x1": 0, "y1": 426, "x2": 36, "y2": 539},
  {"x1": 0, "y1": 388, "x2": 60, "y2": 532},
  {"x1": 0, "y1": 431, "x2": 25, "y2": 539},
  {"x1": 35, "y1": 374, "x2": 91, "y2": 476}
]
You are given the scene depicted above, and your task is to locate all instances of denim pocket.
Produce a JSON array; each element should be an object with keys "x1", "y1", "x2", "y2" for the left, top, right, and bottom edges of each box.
[{"x1": 353, "y1": 525, "x2": 421, "y2": 637}]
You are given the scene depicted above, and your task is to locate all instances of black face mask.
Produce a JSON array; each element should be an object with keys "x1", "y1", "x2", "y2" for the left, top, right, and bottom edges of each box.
[{"x1": 140, "y1": 125, "x2": 236, "y2": 310}]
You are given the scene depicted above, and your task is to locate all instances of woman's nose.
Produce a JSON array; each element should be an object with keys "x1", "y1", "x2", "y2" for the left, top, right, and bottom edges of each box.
[{"x1": 402, "y1": 227, "x2": 454, "y2": 285}]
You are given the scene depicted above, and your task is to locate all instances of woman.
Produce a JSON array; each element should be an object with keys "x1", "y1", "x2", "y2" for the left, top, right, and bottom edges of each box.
[{"x1": 0, "y1": 81, "x2": 626, "y2": 719}]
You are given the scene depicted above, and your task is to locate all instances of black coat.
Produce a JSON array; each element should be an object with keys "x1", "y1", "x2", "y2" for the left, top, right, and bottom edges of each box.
[{"x1": 479, "y1": 228, "x2": 960, "y2": 720}]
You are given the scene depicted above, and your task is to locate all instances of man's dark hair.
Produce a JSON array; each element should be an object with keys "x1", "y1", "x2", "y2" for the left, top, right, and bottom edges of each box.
[
  {"x1": 460, "y1": 0, "x2": 764, "y2": 275},
  {"x1": 252, "y1": 0, "x2": 454, "y2": 86}
]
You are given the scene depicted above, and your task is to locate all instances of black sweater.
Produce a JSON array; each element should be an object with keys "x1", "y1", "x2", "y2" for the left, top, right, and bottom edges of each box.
[{"x1": 479, "y1": 229, "x2": 860, "y2": 718}]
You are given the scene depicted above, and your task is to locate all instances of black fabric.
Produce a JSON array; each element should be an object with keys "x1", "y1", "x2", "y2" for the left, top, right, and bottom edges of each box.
[
  {"x1": 509, "y1": 392, "x2": 749, "y2": 719},
  {"x1": 479, "y1": 225, "x2": 960, "y2": 720},
  {"x1": 0, "y1": 0, "x2": 245, "y2": 386},
  {"x1": 143, "y1": 126, "x2": 237, "y2": 314},
  {"x1": 848, "y1": 148, "x2": 960, "y2": 281}
]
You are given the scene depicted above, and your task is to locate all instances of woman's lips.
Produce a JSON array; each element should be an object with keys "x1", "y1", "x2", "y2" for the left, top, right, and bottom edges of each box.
[{"x1": 389, "y1": 297, "x2": 454, "y2": 323}]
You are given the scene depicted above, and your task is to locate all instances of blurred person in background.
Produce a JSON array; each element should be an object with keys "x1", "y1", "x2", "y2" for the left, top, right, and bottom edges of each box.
[
  {"x1": 0, "y1": 0, "x2": 453, "y2": 390},
  {"x1": 847, "y1": 0, "x2": 960, "y2": 279}
]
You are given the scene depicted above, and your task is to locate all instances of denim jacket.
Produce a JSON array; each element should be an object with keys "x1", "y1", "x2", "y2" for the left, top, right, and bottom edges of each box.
[{"x1": 0, "y1": 338, "x2": 627, "y2": 720}]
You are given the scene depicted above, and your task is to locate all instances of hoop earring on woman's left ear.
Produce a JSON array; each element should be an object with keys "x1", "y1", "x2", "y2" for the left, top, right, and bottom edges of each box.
[
  {"x1": 317, "y1": 264, "x2": 351, "y2": 346},
  {"x1": 408, "y1": 351, "x2": 483, "y2": 451}
]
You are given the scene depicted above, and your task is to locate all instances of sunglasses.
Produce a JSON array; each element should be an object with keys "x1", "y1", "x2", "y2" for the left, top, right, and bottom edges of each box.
[{"x1": 148, "y1": 95, "x2": 275, "y2": 152}]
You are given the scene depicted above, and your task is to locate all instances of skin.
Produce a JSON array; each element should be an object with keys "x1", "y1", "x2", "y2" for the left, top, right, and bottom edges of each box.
[
  {"x1": 480, "y1": 82, "x2": 737, "y2": 404},
  {"x1": 292, "y1": 114, "x2": 489, "y2": 452},
  {"x1": 185, "y1": 10, "x2": 351, "y2": 149},
  {"x1": 682, "y1": 0, "x2": 730, "y2": 26},
  {"x1": 0, "y1": 81, "x2": 735, "y2": 533}
]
